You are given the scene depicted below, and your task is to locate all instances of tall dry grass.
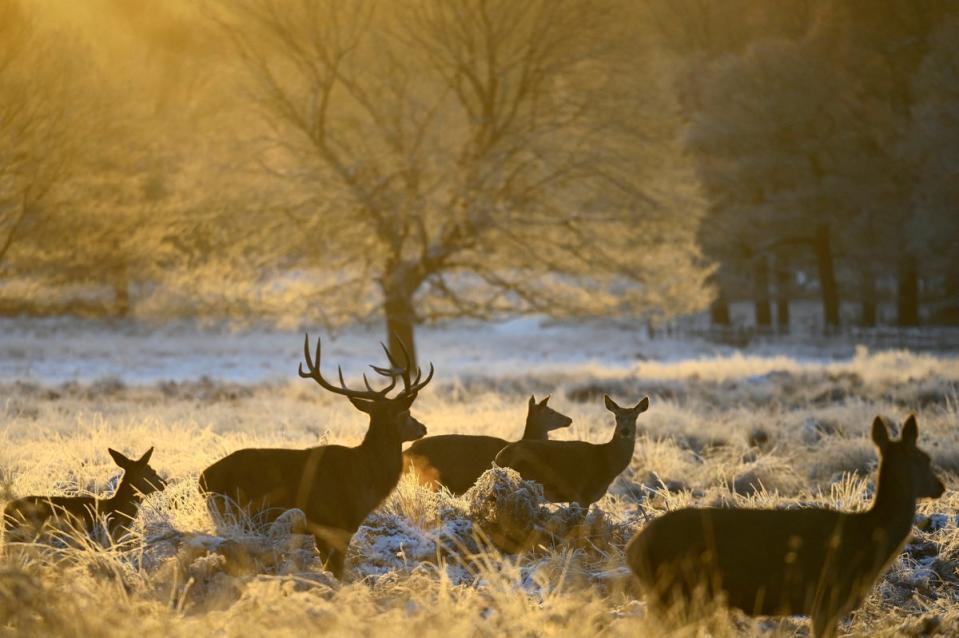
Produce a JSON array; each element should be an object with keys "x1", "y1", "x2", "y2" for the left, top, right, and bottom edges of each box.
[{"x1": 1, "y1": 349, "x2": 958, "y2": 636}]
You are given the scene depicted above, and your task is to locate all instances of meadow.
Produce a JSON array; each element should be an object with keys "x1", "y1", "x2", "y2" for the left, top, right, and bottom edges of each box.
[{"x1": 1, "y1": 319, "x2": 958, "y2": 637}]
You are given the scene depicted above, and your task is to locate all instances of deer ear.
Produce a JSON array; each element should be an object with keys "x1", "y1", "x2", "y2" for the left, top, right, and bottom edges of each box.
[
  {"x1": 540, "y1": 395, "x2": 551, "y2": 406},
  {"x1": 529, "y1": 395, "x2": 536, "y2": 409},
  {"x1": 871, "y1": 417, "x2": 890, "y2": 450},
  {"x1": 902, "y1": 415, "x2": 918, "y2": 446},
  {"x1": 348, "y1": 396, "x2": 375, "y2": 414},
  {"x1": 108, "y1": 448, "x2": 131, "y2": 469},
  {"x1": 137, "y1": 447, "x2": 154, "y2": 465},
  {"x1": 604, "y1": 395, "x2": 620, "y2": 412},
  {"x1": 632, "y1": 397, "x2": 650, "y2": 414}
]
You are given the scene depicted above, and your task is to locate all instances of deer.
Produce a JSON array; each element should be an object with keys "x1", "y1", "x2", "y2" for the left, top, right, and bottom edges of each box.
[
  {"x1": 494, "y1": 395, "x2": 649, "y2": 506},
  {"x1": 3, "y1": 447, "x2": 166, "y2": 543},
  {"x1": 198, "y1": 334, "x2": 433, "y2": 579},
  {"x1": 402, "y1": 395, "x2": 573, "y2": 495},
  {"x1": 625, "y1": 415, "x2": 945, "y2": 638}
]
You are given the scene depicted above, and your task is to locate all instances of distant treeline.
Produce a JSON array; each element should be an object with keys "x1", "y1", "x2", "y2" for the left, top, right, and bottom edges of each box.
[{"x1": 666, "y1": 2, "x2": 959, "y2": 330}]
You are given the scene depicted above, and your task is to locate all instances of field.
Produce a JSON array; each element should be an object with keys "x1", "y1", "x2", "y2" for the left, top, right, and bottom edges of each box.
[{"x1": 1, "y1": 318, "x2": 958, "y2": 637}]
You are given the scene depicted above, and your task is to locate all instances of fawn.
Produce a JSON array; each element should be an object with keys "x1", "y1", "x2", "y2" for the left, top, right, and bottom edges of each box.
[
  {"x1": 199, "y1": 335, "x2": 433, "y2": 578},
  {"x1": 626, "y1": 415, "x2": 945, "y2": 638},
  {"x1": 402, "y1": 394, "x2": 573, "y2": 494},
  {"x1": 494, "y1": 395, "x2": 648, "y2": 506},
  {"x1": 4, "y1": 447, "x2": 166, "y2": 543}
]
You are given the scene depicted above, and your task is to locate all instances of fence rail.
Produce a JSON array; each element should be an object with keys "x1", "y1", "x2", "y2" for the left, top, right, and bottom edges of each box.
[{"x1": 664, "y1": 325, "x2": 959, "y2": 352}]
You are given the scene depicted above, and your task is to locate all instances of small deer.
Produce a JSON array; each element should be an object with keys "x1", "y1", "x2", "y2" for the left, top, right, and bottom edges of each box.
[
  {"x1": 494, "y1": 395, "x2": 649, "y2": 506},
  {"x1": 626, "y1": 415, "x2": 945, "y2": 638},
  {"x1": 403, "y1": 395, "x2": 573, "y2": 494},
  {"x1": 199, "y1": 335, "x2": 433, "y2": 578},
  {"x1": 3, "y1": 447, "x2": 166, "y2": 543}
]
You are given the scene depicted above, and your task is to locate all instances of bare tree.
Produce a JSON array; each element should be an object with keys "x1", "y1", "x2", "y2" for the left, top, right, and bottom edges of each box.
[
  {"x1": 0, "y1": 0, "x2": 88, "y2": 267},
  {"x1": 1, "y1": 1, "x2": 230, "y2": 317},
  {"x1": 207, "y1": 0, "x2": 711, "y2": 361}
]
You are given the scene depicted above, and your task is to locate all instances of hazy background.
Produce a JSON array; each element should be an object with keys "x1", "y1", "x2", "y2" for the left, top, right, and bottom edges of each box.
[{"x1": 2, "y1": 0, "x2": 957, "y2": 363}]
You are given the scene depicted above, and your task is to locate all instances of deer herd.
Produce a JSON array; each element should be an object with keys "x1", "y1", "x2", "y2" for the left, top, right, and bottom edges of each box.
[{"x1": 2, "y1": 333, "x2": 947, "y2": 637}]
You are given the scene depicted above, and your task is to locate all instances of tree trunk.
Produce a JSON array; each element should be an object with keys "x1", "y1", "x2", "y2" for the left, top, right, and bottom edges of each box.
[
  {"x1": 860, "y1": 270, "x2": 877, "y2": 327},
  {"x1": 775, "y1": 265, "x2": 790, "y2": 333},
  {"x1": 0, "y1": 195, "x2": 31, "y2": 264},
  {"x1": 948, "y1": 266, "x2": 959, "y2": 303},
  {"x1": 814, "y1": 224, "x2": 840, "y2": 331},
  {"x1": 754, "y1": 254, "x2": 772, "y2": 328},
  {"x1": 945, "y1": 263, "x2": 959, "y2": 325},
  {"x1": 710, "y1": 289, "x2": 731, "y2": 326},
  {"x1": 113, "y1": 263, "x2": 130, "y2": 317},
  {"x1": 896, "y1": 253, "x2": 919, "y2": 327},
  {"x1": 383, "y1": 286, "x2": 418, "y2": 368},
  {"x1": 114, "y1": 281, "x2": 130, "y2": 317}
]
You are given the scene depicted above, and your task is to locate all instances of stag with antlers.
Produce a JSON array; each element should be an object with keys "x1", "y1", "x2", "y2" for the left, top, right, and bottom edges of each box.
[{"x1": 199, "y1": 334, "x2": 433, "y2": 578}]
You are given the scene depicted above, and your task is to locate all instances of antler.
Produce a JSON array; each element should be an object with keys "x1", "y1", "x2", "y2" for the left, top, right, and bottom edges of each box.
[
  {"x1": 369, "y1": 336, "x2": 434, "y2": 399},
  {"x1": 298, "y1": 334, "x2": 397, "y2": 401}
]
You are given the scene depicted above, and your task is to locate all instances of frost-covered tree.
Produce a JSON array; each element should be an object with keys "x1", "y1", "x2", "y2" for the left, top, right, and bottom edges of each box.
[
  {"x1": 908, "y1": 13, "x2": 959, "y2": 323},
  {"x1": 683, "y1": 38, "x2": 860, "y2": 330},
  {"x1": 636, "y1": 0, "x2": 824, "y2": 328},
  {"x1": 641, "y1": 0, "x2": 956, "y2": 329},
  {"x1": 814, "y1": 0, "x2": 948, "y2": 327},
  {"x1": 2, "y1": 2, "x2": 224, "y2": 316},
  {"x1": 206, "y1": 0, "x2": 711, "y2": 361},
  {"x1": 0, "y1": 0, "x2": 91, "y2": 269}
]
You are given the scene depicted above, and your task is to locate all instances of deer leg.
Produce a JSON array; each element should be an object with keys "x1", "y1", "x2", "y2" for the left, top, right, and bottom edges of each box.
[
  {"x1": 326, "y1": 549, "x2": 345, "y2": 579},
  {"x1": 312, "y1": 535, "x2": 345, "y2": 578},
  {"x1": 811, "y1": 611, "x2": 839, "y2": 638}
]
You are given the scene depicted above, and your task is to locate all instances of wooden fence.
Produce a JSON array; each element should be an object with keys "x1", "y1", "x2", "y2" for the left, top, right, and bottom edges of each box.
[{"x1": 662, "y1": 325, "x2": 959, "y2": 353}]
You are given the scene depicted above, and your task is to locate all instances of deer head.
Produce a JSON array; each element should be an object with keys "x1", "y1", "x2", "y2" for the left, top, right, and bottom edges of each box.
[
  {"x1": 603, "y1": 395, "x2": 650, "y2": 439},
  {"x1": 299, "y1": 334, "x2": 432, "y2": 442},
  {"x1": 872, "y1": 415, "x2": 944, "y2": 500},
  {"x1": 107, "y1": 447, "x2": 167, "y2": 496},
  {"x1": 526, "y1": 395, "x2": 573, "y2": 437}
]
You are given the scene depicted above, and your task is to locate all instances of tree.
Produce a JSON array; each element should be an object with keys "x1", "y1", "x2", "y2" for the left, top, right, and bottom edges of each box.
[
  {"x1": 812, "y1": 0, "x2": 948, "y2": 327},
  {"x1": 640, "y1": 0, "x2": 957, "y2": 330},
  {"x1": 207, "y1": 0, "x2": 711, "y2": 361},
  {"x1": 0, "y1": 0, "x2": 90, "y2": 269},
  {"x1": 0, "y1": 1, "x2": 224, "y2": 317},
  {"x1": 635, "y1": 0, "x2": 824, "y2": 329},
  {"x1": 683, "y1": 38, "x2": 856, "y2": 330},
  {"x1": 908, "y1": 11, "x2": 959, "y2": 323}
]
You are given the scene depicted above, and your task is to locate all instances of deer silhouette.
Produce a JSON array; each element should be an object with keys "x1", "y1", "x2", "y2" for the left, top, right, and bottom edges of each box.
[
  {"x1": 403, "y1": 394, "x2": 572, "y2": 494},
  {"x1": 626, "y1": 415, "x2": 945, "y2": 638},
  {"x1": 199, "y1": 335, "x2": 433, "y2": 578},
  {"x1": 4, "y1": 447, "x2": 166, "y2": 543},
  {"x1": 495, "y1": 395, "x2": 648, "y2": 506}
]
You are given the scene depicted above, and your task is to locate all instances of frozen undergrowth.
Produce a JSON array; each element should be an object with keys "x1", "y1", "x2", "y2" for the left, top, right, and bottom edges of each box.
[{"x1": 0, "y1": 343, "x2": 958, "y2": 636}]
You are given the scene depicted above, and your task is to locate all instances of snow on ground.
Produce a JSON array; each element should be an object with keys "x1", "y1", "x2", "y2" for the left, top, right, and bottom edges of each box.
[
  {"x1": 3, "y1": 316, "x2": 957, "y2": 386},
  {"x1": 0, "y1": 316, "x2": 656, "y2": 384}
]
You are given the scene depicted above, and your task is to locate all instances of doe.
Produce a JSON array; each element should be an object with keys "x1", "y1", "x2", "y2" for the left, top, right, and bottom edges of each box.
[
  {"x1": 495, "y1": 395, "x2": 648, "y2": 506},
  {"x1": 626, "y1": 415, "x2": 945, "y2": 638},
  {"x1": 4, "y1": 447, "x2": 166, "y2": 543}
]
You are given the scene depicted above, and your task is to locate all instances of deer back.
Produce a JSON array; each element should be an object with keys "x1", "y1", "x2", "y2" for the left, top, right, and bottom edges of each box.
[{"x1": 404, "y1": 435, "x2": 510, "y2": 494}]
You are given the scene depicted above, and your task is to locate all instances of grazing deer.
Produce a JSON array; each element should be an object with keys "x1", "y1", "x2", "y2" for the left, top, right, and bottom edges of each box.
[
  {"x1": 402, "y1": 395, "x2": 573, "y2": 494},
  {"x1": 494, "y1": 395, "x2": 649, "y2": 506},
  {"x1": 3, "y1": 447, "x2": 166, "y2": 542},
  {"x1": 626, "y1": 415, "x2": 945, "y2": 638},
  {"x1": 199, "y1": 335, "x2": 433, "y2": 578}
]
